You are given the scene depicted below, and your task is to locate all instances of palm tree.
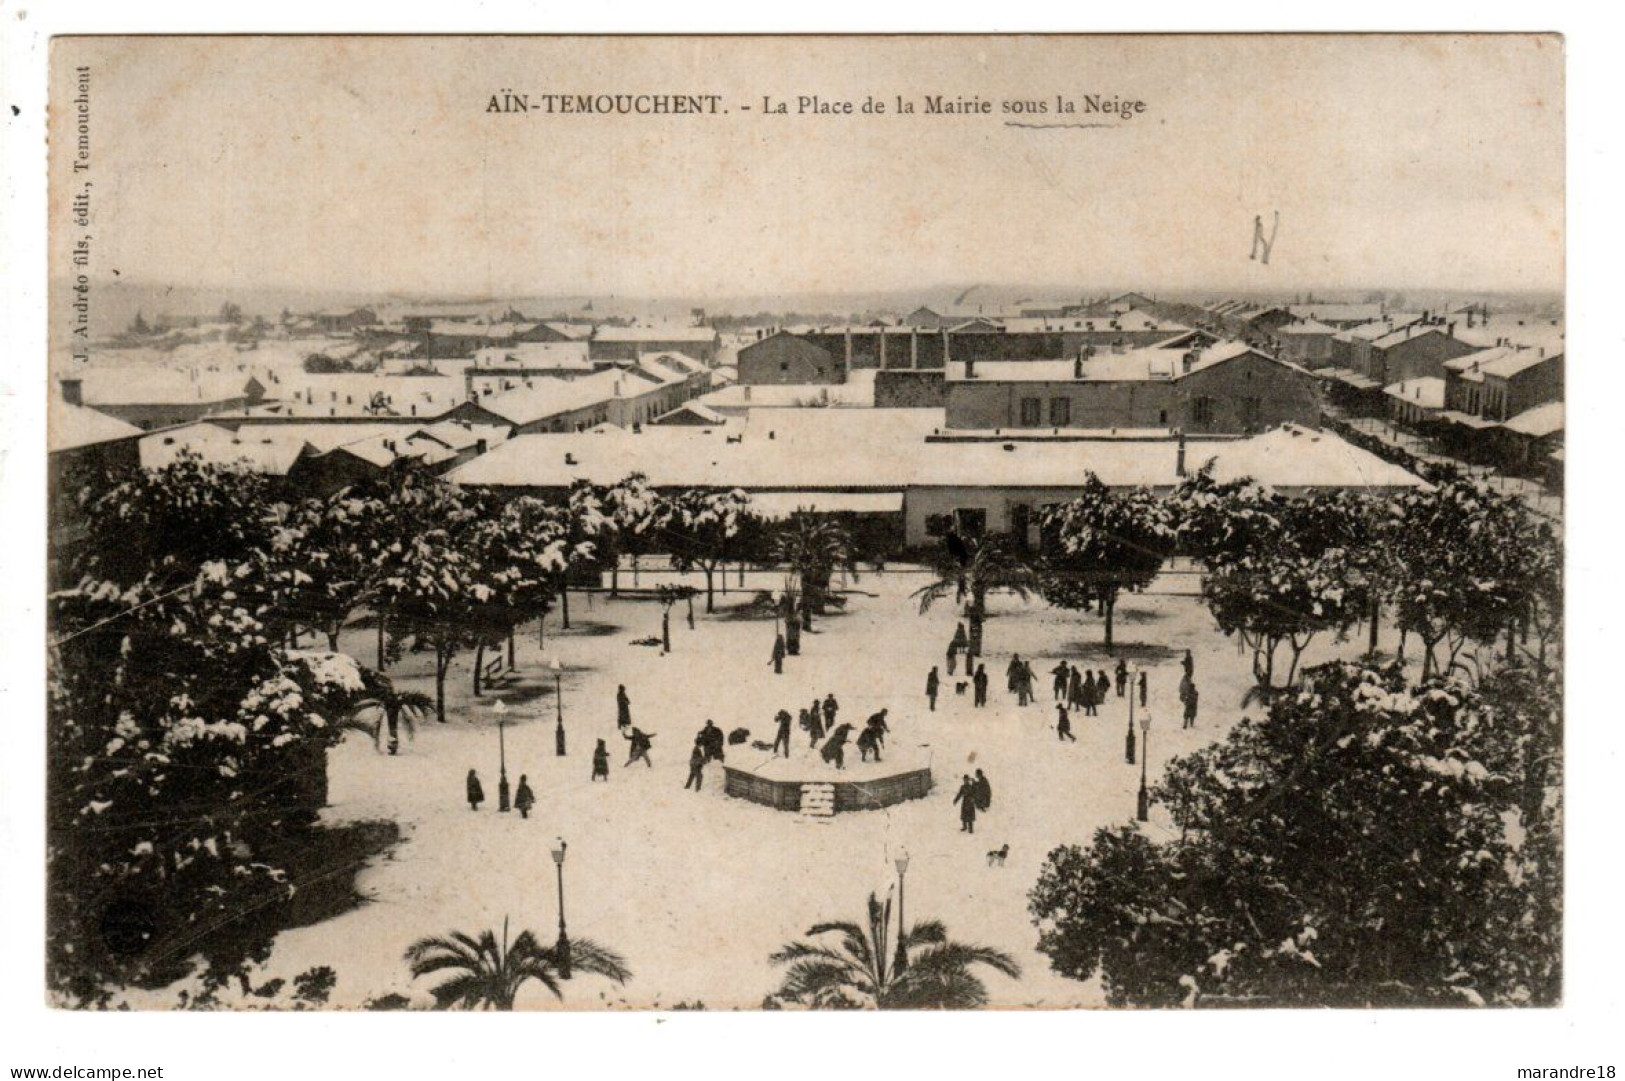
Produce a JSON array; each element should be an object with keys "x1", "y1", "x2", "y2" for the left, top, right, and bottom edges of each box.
[
  {"x1": 772, "y1": 514, "x2": 855, "y2": 624},
  {"x1": 405, "y1": 917, "x2": 631, "y2": 1010},
  {"x1": 911, "y1": 533, "x2": 1037, "y2": 659},
  {"x1": 338, "y1": 670, "x2": 435, "y2": 755},
  {"x1": 770, "y1": 893, "x2": 1020, "y2": 1009}
]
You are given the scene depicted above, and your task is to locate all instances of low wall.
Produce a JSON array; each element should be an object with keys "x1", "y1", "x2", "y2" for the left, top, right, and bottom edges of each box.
[{"x1": 723, "y1": 765, "x2": 933, "y2": 814}]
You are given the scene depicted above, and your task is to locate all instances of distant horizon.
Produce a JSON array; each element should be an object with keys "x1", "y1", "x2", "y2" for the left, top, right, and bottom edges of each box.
[{"x1": 72, "y1": 275, "x2": 1564, "y2": 333}]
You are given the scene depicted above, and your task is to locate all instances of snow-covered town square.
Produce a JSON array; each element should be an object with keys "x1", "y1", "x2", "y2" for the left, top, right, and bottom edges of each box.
[{"x1": 37, "y1": 33, "x2": 1569, "y2": 1027}]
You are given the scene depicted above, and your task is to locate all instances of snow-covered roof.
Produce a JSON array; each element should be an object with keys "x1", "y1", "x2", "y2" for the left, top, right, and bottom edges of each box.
[
  {"x1": 48, "y1": 396, "x2": 145, "y2": 452},
  {"x1": 1334, "y1": 315, "x2": 1423, "y2": 343},
  {"x1": 1444, "y1": 345, "x2": 1560, "y2": 381},
  {"x1": 944, "y1": 341, "x2": 1268, "y2": 384},
  {"x1": 697, "y1": 380, "x2": 875, "y2": 409},
  {"x1": 140, "y1": 423, "x2": 313, "y2": 475},
  {"x1": 75, "y1": 367, "x2": 258, "y2": 406},
  {"x1": 1287, "y1": 304, "x2": 1386, "y2": 324},
  {"x1": 448, "y1": 415, "x2": 1423, "y2": 494},
  {"x1": 653, "y1": 401, "x2": 727, "y2": 426},
  {"x1": 471, "y1": 342, "x2": 594, "y2": 371},
  {"x1": 592, "y1": 326, "x2": 717, "y2": 343},
  {"x1": 1277, "y1": 319, "x2": 1339, "y2": 336},
  {"x1": 255, "y1": 373, "x2": 464, "y2": 419},
  {"x1": 1501, "y1": 401, "x2": 1565, "y2": 437},
  {"x1": 1382, "y1": 377, "x2": 1445, "y2": 410}
]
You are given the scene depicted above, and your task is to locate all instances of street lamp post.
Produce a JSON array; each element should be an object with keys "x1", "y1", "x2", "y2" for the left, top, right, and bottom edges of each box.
[
  {"x1": 493, "y1": 699, "x2": 511, "y2": 813},
  {"x1": 552, "y1": 657, "x2": 567, "y2": 757},
  {"x1": 551, "y1": 839, "x2": 571, "y2": 979},
  {"x1": 893, "y1": 851, "x2": 910, "y2": 978},
  {"x1": 1136, "y1": 710, "x2": 1153, "y2": 822},
  {"x1": 1124, "y1": 669, "x2": 1137, "y2": 765}
]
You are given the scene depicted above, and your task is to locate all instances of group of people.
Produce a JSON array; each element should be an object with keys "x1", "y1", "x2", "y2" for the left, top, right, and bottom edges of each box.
[
  {"x1": 952, "y1": 769, "x2": 993, "y2": 833},
  {"x1": 780, "y1": 693, "x2": 841, "y2": 755},
  {"x1": 685, "y1": 719, "x2": 728, "y2": 791},
  {"x1": 463, "y1": 768, "x2": 537, "y2": 818}
]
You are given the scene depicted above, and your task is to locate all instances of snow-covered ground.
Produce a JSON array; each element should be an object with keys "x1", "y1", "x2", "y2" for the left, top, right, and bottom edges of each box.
[{"x1": 230, "y1": 566, "x2": 1417, "y2": 1010}]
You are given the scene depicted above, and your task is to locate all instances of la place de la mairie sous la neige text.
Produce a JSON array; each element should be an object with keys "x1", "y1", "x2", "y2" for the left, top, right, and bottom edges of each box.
[{"x1": 483, "y1": 91, "x2": 1149, "y2": 119}]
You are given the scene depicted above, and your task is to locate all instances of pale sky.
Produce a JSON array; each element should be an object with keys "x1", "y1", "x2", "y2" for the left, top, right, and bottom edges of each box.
[{"x1": 50, "y1": 34, "x2": 1564, "y2": 298}]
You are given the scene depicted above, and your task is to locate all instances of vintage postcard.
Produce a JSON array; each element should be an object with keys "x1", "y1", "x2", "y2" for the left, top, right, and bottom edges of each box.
[{"x1": 43, "y1": 33, "x2": 1563, "y2": 1014}]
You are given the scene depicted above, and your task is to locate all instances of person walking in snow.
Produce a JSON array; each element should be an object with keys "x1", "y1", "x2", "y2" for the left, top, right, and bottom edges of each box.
[
  {"x1": 770, "y1": 633, "x2": 786, "y2": 675},
  {"x1": 973, "y1": 769, "x2": 992, "y2": 813},
  {"x1": 822, "y1": 693, "x2": 839, "y2": 732},
  {"x1": 623, "y1": 726, "x2": 654, "y2": 768},
  {"x1": 1069, "y1": 665, "x2": 1085, "y2": 711},
  {"x1": 1057, "y1": 704, "x2": 1076, "y2": 742},
  {"x1": 514, "y1": 775, "x2": 535, "y2": 819},
  {"x1": 1006, "y1": 654, "x2": 1024, "y2": 695},
  {"x1": 947, "y1": 622, "x2": 968, "y2": 676},
  {"x1": 972, "y1": 664, "x2": 989, "y2": 708},
  {"x1": 1182, "y1": 648, "x2": 1195, "y2": 680},
  {"x1": 591, "y1": 739, "x2": 610, "y2": 782},
  {"x1": 685, "y1": 741, "x2": 706, "y2": 791},
  {"x1": 466, "y1": 768, "x2": 485, "y2": 812},
  {"x1": 926, "y1": 666, "x2": 941, "y2": 712},
  {"x1": 1138, "y1": 670, "x2": 1148, "y2": 707},
  {"x1": 1183, "y1": 684, "x2": 1199, "y2": 730},
  {"x1": 954, "y1": 775, "x2": 979, "y2": 834},
  {"x1": 1082, "y1": 670, "x2": 1099, "y2": 717},
  {"x1": 616, "y1": 684, "x2": 631, "y2": 730},
  {"x1": 772, "y1": 709, "x2": 794, "y2": 757},
  {"x1": 1115, "y1": 658, "x2": 1128, "y2": 698},
  {"x1": 1051, "y1": 660, "x2": 1071, "y2": 702},
  {"x1": 807, "y1": 702, "x2": 826, "y2": 746}
]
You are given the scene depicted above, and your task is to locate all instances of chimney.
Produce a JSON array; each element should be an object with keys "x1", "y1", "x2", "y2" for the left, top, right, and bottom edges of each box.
[
  {"x1": 965, "y1": 356, "x2": 976, "y2": 379},
  {"x1": 1447, "y1": 322, "x2": 1455, "y2": 338},
  {"x1": 844, "y1": 327, "x2": 853, "y2": 376},
  {"x1": 942, "y1": 328, "x2": 952, "y2": 368},
  {"x1": 1182, "y1": 350, "x2": 1196, "y2": 375},
  {"x1": 1073, "y1": 352, "x2": 1084, "y2": 379},
  {"x1": 1176, "y1": 428, "x2": 1188, "y2": 477},
  {"x1": 59, "y1": 378, "x2": 83, "y2": 406},
  {"x1": 743, "y1": 385, "x2": 752, "y2": 402}
]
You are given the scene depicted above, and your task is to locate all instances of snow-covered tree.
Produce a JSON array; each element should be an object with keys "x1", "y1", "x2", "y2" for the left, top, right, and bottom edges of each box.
[
  {"x1": 912, "y1": 532, "x2": 1037, "y2": 660},
  {"x1": 1038, "y1": 474, "x2": 1171, "y2": 648},
  {"x1": 656, "y1": 488, "x2": 756, "y2": 612},
  {"x1": 371, "y1": 480, "x2": 490, "y2": 723},
  {"x1": 48, "y1": 456, "x2": 366, "y2": 1001},
  {"x1": 1028, "y1": 661, "x2": 1561, "y2": 1007},
  {"x1": 1170, "y1": 471, "x2": 1371, "y2": 690},
  {"x1": 267, "y1": 486, "x2": 397, "y2": 650},
  {"x1": 1383, "y1": 478, "x2": 1549, "y2": 679},
  {"x1": 590, "y1": 473, "x2": 661, "y2": 596},
  {"x1": 772, "y1": 513, "x2": 855, "y2": 622}
]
